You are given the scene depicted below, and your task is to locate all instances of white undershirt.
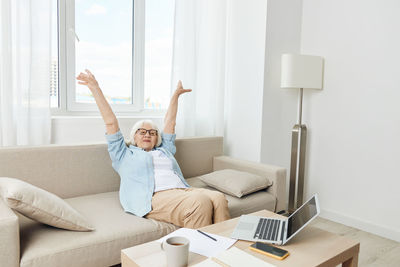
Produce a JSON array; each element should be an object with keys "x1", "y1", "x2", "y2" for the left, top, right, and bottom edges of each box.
[{"x1": 150, "y1": 150, "x2": 188, "y2": 192}]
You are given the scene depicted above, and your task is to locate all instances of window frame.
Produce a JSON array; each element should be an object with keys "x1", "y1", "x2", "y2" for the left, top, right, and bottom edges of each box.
[{"x1": 52, "y1": 0, "x2": 165, "y2": 116}]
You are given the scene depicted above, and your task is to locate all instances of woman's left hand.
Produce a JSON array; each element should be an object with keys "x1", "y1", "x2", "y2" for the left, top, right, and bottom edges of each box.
[
  {"x1": 174, "y1": 80, "x2": 192, "y2": 97},
  {"x1": 164, "y1": 80, "x2": 191, "y2": 134}
]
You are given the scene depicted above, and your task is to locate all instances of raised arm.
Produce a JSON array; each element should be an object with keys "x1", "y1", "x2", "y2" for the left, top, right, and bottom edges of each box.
[
  {"x1": 76, "y1": 69, "x2": 119, "y2": 135},
  {"x1": 163, "y1": 80, "x2": 192, "y2": 134}
]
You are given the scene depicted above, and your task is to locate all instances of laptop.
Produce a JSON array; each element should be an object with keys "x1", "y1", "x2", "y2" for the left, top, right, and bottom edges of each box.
[{"x1": 231, "y1": 194, "x2": 320, "y2": 245}]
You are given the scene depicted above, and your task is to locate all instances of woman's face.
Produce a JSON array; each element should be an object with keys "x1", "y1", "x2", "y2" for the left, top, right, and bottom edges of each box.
[{"x1": 133, "y1": 123, "x2": 158, "y2": 151}]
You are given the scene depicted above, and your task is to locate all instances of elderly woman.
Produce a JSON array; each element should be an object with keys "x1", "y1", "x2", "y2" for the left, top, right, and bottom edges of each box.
[{"x1": 76, "y1": 70, "x2": 230, "y2": 228}]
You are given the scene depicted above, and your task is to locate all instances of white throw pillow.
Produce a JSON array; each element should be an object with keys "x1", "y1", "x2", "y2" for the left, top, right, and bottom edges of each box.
[
  {"x1": 0, "y1": 177, "x2": 94, "y2": 231},
  {"x1": 199, "y1": 169, "x2": 272, "y2": 198}
]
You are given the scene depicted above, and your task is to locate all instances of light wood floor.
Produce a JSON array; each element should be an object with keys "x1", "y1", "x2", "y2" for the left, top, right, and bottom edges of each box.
[{"x1": 310, "y1": 217, "x2": 400, "y2": 267}]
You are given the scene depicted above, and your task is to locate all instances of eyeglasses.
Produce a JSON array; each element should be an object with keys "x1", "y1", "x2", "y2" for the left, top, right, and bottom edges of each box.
[{"x1": 136, "y1": 128, "x2": 158, "y2": 136}]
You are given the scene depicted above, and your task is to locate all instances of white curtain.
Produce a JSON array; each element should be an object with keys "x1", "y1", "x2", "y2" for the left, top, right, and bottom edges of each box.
[
  {"x1": 171, "y1": 0, "x2": 227, "y2": 137},
  {"x1": 0, "y1": 0, "x2": 52, "y2": 146}
]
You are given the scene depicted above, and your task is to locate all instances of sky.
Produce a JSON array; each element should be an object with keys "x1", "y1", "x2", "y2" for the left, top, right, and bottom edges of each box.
[{"x1": 53, "y1": 0, "x2": 175, "y2": 108}]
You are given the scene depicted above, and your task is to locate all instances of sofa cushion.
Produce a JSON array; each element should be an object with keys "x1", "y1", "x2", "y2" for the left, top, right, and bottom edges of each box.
[
  {"x1": 224, "y1": 192, "x2": 276, "y2": 218},
  {"x1": 0, "y1": 177, "x2": 94, "y2": 231},
  {"x1": 186, "y1": 176, "x2": 276, "y2": 217},
  {"x1": 18, "y1": 191, "x2": 179, "y2": 267},
  {"x1": 197, "y1": 169, "x2": 272, "y2": 198}
]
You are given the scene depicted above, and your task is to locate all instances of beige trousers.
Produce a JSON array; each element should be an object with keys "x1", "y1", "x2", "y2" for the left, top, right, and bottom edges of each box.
[{"x1": 145, "y1": 188, "x2": 231, "y2": 229}]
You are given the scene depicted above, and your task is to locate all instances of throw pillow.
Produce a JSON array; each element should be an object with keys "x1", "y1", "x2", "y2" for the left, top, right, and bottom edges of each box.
[
  {"x1": 0, "y1": 177, "x2": 94, "y2": 231},
  {"x1": 199, "y1": 169, "x2": 272, "y2": 198}
]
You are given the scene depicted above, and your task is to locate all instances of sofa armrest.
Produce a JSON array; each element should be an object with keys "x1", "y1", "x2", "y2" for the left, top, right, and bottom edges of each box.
[
  {"x1": 213, "y1": 156, "x2": 287, "y2": 212},
  {"x1": 0, "y1": 199, "x2": 20, "y2": 267}
]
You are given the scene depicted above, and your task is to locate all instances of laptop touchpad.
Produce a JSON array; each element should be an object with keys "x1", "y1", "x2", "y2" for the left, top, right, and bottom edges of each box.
[{"x1": 237, "y1": 222, "x2": 254, "y2": 231}]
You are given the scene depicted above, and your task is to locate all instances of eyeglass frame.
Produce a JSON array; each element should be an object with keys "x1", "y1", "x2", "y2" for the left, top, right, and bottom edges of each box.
[{"x1": 135, "y1": 128, "x2": 158, "y2": 136}]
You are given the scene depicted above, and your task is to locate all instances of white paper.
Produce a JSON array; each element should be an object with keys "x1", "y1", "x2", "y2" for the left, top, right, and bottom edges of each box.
[
  {"x1": 191, "y1": 258, "x2": 222, "y2": 267},
  {"x1": 156, "y1": 228, "x2": 237, "y2": 257},
  {"x1": 214, "y1": 247, "x2": 277, "y2": 267}
]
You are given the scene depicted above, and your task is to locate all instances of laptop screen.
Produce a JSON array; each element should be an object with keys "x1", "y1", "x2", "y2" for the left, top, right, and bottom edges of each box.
[{"x1": 287, "y1": 196, "x2": 318, "y2": 238}]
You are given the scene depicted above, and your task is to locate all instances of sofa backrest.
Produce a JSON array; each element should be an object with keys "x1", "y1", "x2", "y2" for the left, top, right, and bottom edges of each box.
[
  {"x1": 175, "y1": 136, "x2": 223, "y2": 178},
  {"x1": 0, "y1": 136, "x2": 223, "y2": 198}
]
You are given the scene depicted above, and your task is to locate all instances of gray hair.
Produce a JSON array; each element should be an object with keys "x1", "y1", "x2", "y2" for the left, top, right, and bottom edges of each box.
[{"x1": 127, "y1": 120, "x2": 162, "y2": 147}]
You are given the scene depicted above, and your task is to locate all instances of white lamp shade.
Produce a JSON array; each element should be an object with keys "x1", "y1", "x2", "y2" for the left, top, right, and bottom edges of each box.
[{"x1": 281, "y1": 54, "x2": 324, "y2": 89}]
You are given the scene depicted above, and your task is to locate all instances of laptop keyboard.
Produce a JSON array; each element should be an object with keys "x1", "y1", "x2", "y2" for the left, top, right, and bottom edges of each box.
[{"x1": 254, "y1": 218, "x2": 280, "y2": 241}]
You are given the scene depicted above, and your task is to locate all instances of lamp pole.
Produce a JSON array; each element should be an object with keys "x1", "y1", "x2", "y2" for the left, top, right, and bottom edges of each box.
[{"x1": 288, "y1": 88, "x2": 307, "y2": 213}]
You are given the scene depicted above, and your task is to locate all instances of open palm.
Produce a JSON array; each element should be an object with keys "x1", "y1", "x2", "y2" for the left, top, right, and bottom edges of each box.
[
  {"x1": 76, "y1": 69, "x2": 99, "y2": 91},
  {"x1": 175, "y1": 80, "x2": 192, "y2": 96}
]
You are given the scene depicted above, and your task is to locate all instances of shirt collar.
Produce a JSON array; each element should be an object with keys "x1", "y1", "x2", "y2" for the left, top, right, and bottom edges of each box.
[{"x1": 129, "y1": 145, "x2": 158, "y2": 152}]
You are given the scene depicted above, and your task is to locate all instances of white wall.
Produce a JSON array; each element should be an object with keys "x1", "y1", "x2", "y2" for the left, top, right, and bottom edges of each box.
[
  {"x1": 224, "y1": 0, "x2": 268, "y2": 162},
  {"x1": 261, "y1": 0, "x2": 303, "y2": 173},
  {"x1": 51, "y1": 117, "x2": 163, "y2": 144},
  {"x1": 261, "y1": 0, "x2": 400, "y2": 242},
  {"x1": 300, "y1": 0, "x2": 400, "y2": 242}
]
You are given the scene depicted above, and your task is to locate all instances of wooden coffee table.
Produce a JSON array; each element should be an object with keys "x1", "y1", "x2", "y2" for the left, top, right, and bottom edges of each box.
[{"x1": 121, "y1": 210, "x2": 360, "y2": 267}]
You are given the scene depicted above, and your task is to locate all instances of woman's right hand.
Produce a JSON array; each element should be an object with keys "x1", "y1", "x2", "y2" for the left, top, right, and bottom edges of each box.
[
  {"x1": 76, "y1": 69, "x2": 100, "y2": 92},
  {"x1": 76, "y1": 69, "x2": 119, "y2": 134}
]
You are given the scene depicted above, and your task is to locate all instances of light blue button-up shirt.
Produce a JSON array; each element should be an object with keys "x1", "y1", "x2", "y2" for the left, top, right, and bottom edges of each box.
[{"x1": 106, "y1": 130, "x2": 190, "y2": 217}]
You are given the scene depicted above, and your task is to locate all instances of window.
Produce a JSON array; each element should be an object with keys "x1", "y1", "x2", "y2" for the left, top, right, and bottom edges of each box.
[
  {"x1": 74, "y1": 0, "x2": 134, "y2": 106},
  {"x1": 52, "y1": 0, "x2": 175, "y2": 114}
]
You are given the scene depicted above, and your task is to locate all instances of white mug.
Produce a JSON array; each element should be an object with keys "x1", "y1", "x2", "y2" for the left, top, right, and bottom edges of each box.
[{"x1": 161, "y1": 236, "x2": 190, "y2": 267}]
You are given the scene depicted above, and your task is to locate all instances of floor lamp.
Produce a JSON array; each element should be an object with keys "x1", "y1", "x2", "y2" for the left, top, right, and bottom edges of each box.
[{"x1": 281, "y1": 54, "x2": 324, "y2": 213}]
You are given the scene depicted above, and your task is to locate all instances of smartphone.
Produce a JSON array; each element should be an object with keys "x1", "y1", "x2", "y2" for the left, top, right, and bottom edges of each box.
[{"x1": 249, "y1": 242, "x2": 289, "y2": 260}]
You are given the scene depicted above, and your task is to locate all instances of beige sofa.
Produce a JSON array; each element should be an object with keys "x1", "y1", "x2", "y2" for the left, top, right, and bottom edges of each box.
[{"x1": 0, "y1": 136, "x2": 286, "y2": 267}]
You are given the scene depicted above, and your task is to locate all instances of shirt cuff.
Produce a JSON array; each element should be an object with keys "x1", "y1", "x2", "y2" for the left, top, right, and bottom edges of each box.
[
  {"x1": 105, "y1": 130, "x2": 124, "y2": 142},
  {"x1": 161, "y1": 132, "x2": 176, "y2": 142}
]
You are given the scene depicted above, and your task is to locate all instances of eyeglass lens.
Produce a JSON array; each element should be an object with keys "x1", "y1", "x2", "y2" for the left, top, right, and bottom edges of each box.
[{"x1": 137, "y1": 128, "x2": 158, "y2": 136}]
